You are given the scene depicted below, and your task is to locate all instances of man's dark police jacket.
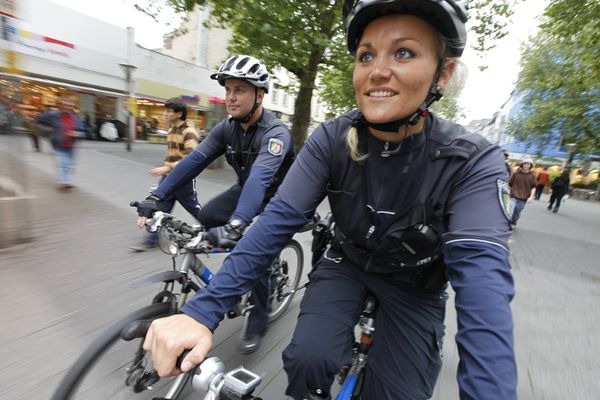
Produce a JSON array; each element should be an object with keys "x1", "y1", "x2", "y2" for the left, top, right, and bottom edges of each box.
[
  {"x1": 181, "y1": 110, "x2": 517, "y2": 400},
  {"x1": 153, "y1": 110, "x2": 294, "y2": 224}
]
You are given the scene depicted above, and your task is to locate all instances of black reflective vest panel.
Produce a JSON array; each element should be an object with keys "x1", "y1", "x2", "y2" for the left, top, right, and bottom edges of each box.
[
  {"x1": 223, "y1": 112, "x2": 295, "y2": 200},
  {"x1": 328, "y1": 110, "x2": 490, "y2": 274}
]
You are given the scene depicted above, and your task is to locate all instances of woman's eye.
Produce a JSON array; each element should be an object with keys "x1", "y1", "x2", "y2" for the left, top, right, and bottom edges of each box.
[
  {"x1": 357, "y1": 52, "x2": 374, "y2": 63},
  {"x1": 395, "y1": 48, "x2": 414, "y2": 59}
]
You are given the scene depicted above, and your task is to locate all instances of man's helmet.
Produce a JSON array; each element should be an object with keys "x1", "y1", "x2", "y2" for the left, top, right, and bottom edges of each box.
[
  {"x1": 210, "y1": 55, "x2": 270, "y2": 93},
  {"x1": 343, "y1": 0, "x2": 469, "y2": 57}
]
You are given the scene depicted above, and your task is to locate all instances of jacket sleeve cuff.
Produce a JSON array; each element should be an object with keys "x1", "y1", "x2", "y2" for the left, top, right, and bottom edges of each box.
[{"x1": 180, "y1": 304, "x2": 218, "y2": 333}]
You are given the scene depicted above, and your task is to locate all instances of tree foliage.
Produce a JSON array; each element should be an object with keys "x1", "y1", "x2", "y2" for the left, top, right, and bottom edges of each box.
[
  {"x1": 507, "y1": 0, "x2": 600, "y2": 155},
  {"x1": 136, "y1": 0, "x2": 521, "y2": 148}
]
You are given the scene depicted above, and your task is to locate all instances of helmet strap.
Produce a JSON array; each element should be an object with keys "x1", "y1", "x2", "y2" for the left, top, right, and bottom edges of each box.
[{"x1": 363, "y1": 58, "x2": 447, "y2": 133}]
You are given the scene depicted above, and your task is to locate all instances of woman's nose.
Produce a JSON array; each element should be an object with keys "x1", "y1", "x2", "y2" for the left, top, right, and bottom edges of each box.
[{"x1": 369, "y1": 57, "x2": 392, "y2": 81}]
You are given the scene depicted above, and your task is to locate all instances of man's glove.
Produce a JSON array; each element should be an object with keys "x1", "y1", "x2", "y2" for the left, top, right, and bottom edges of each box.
[
  {"x1": 205, "y1": 218, "x2": 247, "y2": 249},
  {"x1": 136, "y1": 194, "x2": 164, "y2": 218}
]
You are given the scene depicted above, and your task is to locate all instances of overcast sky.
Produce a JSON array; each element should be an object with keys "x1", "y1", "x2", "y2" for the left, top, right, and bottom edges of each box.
[{"x1": 49, "y1": 0, "x2": 548, "y2": 123}]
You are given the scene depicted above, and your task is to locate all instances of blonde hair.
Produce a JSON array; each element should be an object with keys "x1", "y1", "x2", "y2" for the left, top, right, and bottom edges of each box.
[{"x1": 345, "y1": 126, "x2": 367, "y2": 162}]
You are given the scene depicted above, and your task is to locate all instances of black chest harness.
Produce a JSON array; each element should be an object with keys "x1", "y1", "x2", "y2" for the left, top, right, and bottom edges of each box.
[
  {"x1": 223, "y1": 112, "x2": 295, "y2": 200},
  {"x1": 328, "y1": 112, "x2": 489, "y2": 278}
]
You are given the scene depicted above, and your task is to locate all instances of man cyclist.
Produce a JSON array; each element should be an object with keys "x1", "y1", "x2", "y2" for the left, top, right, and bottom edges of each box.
[{"x1": 136, "y1": 55, "x2": 295, "y2": 354}]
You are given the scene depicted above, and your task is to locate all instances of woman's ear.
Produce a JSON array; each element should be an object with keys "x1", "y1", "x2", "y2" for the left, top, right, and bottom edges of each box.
[{"x1": 437, "y1": 59, "x2": 457, "y2": 93}]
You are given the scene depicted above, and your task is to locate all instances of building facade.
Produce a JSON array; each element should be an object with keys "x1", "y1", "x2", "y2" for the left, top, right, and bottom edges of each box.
[{"x1": 1, "y1": 0, "x2": 225, "y2": 139}]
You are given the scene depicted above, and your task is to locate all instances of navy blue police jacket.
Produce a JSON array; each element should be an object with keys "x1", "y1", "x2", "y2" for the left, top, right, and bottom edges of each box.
[
  {"x1": 152, "y1": 110, "x2": 294, "y2": 224},
  {"x1": 181, "y1": 110, "x2": 517, "y2": 400}
]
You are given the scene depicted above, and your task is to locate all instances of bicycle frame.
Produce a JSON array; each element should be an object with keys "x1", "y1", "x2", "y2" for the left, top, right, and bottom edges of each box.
[{"x1": 335, "y1": 295, "x2": 377, "y2": 400}]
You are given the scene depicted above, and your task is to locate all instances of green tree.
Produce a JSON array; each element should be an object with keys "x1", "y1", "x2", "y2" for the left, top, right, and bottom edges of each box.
[
  {"x1": 508, "y1": 0, "x2": 600, "y2": 155},
  {"x1": 136, "y1": 0, "x2": 521, "y2": 149}
]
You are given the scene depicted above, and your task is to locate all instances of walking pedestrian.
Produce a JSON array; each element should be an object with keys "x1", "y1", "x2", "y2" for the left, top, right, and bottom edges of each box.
[
  {"x1": 535, "y1": 166, "x2": 550, "y2": 200},
  {"x1": 129, "y1": 97, "x2": 202, "y2": 251},
  {"x1": 36, "y1": 96, "x2": 83, "y2": 190},
  {"x1": 508, "y1": 158, "x2": 536, "y2": 227},
  {"x1": 548, "y1": 170, "x2": 570, "y2": 213}
]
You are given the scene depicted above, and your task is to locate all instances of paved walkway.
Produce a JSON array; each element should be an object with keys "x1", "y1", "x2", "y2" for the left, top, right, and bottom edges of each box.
[{"x1": 1, "y1": 134, "x2": 599, "y2": 399}]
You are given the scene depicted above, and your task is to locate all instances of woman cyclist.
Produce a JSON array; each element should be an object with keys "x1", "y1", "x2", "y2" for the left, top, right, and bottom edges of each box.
[{"x1": 140, "y1": 1, "x2": 517, "y2": 399}]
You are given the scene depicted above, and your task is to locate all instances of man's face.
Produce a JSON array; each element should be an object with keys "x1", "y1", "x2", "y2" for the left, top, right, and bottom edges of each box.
[
  {"x1": 522, "y1": 162, "x2": 532, "y2": 172},
  {"x1": 224, "y1": 79, "x2": 261, "y2": 120},
  {"x1": 164, "y1": 108, "x2": 181, "y2": 123}
]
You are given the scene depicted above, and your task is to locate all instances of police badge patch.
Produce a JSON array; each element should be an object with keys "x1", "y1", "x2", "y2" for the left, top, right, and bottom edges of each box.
[
  {"x1": 268, "y1": 138, "x2": 283, "y2": 156},
  {"x1": 497, "y1": 178, "x2": 512, "y2": 221}
]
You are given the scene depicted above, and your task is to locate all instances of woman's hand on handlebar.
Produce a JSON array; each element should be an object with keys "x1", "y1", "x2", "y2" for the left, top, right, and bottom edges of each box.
[{"x1": 143, "y1": 314, "x2": 213, "y2": 377}]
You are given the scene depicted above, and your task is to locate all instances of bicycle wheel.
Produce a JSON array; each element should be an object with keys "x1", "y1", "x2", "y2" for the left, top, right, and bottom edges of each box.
[
  {"x1": 268, "y1": 239, "x2": 304, "y2": 322},
  {"x1": 51, "y1": 302, "x2": 190, "y2": 400}
]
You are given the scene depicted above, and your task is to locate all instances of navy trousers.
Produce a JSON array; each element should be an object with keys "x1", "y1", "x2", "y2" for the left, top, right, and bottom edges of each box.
[{"x1": 283, "y1": 253, "x2": 447, "y2": 399}]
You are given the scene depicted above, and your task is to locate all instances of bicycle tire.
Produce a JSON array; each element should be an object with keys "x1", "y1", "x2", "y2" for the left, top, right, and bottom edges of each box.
[
  {"x1": 268, "y1": 238, "x2": 304, "y2": 322},
  {"x1": 51, "y1": 302, "x2": 181, "y2": 400}
]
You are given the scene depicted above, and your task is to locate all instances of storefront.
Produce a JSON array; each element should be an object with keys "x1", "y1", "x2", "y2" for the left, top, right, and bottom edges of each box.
[
  {"x1": 135, "y1": 79, "x2": 215, "y2": 139},
  {"x1": 0, "y1": 73, "x2": 124, "y2": 138},
  {"x1": 2, "y1": 0, "x2": 225, "y2": 142}
]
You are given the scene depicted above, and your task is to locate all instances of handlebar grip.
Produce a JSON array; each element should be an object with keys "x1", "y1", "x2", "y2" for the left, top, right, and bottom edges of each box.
[
  {"x1": 175, "y1": 350, "x2": 191, "y2": 370},
  {"x1": 121, "y1": 319, "x2": 152, "y2": 341}
]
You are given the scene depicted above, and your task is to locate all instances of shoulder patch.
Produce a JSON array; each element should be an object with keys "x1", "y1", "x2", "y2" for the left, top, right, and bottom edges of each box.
[
  {"x1": 268, "y1": 138, "x2": 283, "y2": 156},
  {"x1": 497, "y1": 178, "x2": 513, "y2": 221}
]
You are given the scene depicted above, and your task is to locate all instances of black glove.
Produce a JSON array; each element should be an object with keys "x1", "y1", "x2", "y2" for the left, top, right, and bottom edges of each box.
[
  {"x1": 205, "y1": 218, "x2": 246, "y2": 249},
  {"x1": 136, "y1": 194, "x2": 164, "y2": 218}
]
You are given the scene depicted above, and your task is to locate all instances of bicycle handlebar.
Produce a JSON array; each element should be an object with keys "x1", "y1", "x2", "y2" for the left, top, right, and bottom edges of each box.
[
  {"x1": 120, "y1": 319, "x2": 262, "y2": 400},
  {"x1": 130, "y1": 201, "x2": 203, "y2": 236}
]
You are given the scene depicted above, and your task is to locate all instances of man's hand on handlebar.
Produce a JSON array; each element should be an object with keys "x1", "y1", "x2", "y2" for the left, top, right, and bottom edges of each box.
[
  {"x1": 205, "y1": 218, "x2": 247, "y2": 249},
  {"x1": 143, "y1": 314, "x2": 213, "y2": 377},
  {"x1": 135, "y1": 195, "x2": 164, "y2": 228}
]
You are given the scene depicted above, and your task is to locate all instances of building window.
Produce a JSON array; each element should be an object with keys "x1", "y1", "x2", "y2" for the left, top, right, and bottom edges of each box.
[
  {"x1": 271, "y1": 89, "x2": 278, "y2": 105},
  {"x1": 282, "y1": 92, "x2": 288, "y2": 107}
]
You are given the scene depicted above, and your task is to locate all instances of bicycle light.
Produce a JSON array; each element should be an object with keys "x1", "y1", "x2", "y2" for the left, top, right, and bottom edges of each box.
[{"x1": 168, "y1": 242, "x2": 179, "y2": 256}]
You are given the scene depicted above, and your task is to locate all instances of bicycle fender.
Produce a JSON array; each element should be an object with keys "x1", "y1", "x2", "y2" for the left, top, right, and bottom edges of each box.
[{"x1": 129, "y1": 270, "x2": 187, "y2": 288}]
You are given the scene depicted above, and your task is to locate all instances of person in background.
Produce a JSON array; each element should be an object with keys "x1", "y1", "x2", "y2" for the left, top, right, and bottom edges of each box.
[
  {"x1": 548, "y1": 170, "x2": 570, "y2": 213},
  {"x1": 37, "y1": 96, "x2": 84, "y2": 190},
  {"x1": 535, "y1": 166, "x2": 550, "y2": 200},
  {"x1": 129, "y1": 97, "x2": 202, "y2": 251},
  {"x1": 508, "y1": 158, "x2": 537, "y2": 227},
  {"x1": 136, "y1": 1, "x2": 517, "y2": 399},
  {"x1": 21, "y1": 106, "x2": 42, "y2": 152}
]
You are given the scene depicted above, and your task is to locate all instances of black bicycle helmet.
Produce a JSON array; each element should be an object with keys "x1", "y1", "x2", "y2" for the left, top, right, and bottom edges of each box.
[
  {"x1": 210, "y1": 55, "x2": 270, "y2": 93},
  {"x1": 343, "y1": 0, "x2": 469, "y2": 57}
]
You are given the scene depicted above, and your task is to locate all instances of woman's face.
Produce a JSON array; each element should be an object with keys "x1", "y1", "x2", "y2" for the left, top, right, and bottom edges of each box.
[{"x1": 353, "y1": 14, "x2": 450, "y2": 126}]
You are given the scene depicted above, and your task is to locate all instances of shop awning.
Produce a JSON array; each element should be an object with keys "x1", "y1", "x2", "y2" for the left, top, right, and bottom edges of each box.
[
  {"x1": 0, "y1": 72, "x2": 126, "y2": 98},
  {"x1": 137, "y1": 79, "x2": 212, "y2": 110}
]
